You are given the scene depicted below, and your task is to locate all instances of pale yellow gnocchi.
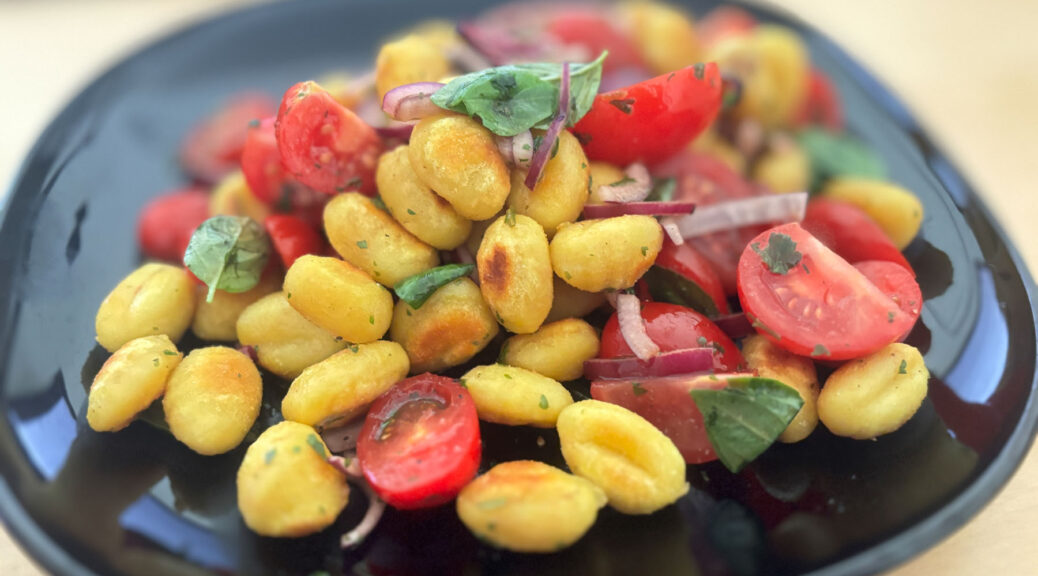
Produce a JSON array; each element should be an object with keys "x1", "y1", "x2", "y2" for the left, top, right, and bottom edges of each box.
[
  {"x1": 163, "y1": 346, "x2": 262, "y2": 455},
  {"x1": 95, "y1": 263, "x2": 197, "y2": 352},
  {"x1": 818, "y1": 343, "x2": 929, "y2": 439},
  {"x1": 374, "y1": 34, "x2": 452, "y2": 104},
  {"x1": 821, "y1": 178, "x2": 924, "y2": 250},
  {"x1": 507, "y1": 130, "x2": 590, "y2": 237},
  {"x1": 456, "y1": 460, "x2": 606, "y2": 553},
  {"x1": 741, "y1": 334, "x2": 819, "y2": 443},
  {"x1": 237, "y1": 421, "x2": 349, "y2": 537},
  {"x1": 557, "y1": 400, "x2": 688, "y2": 515},
  {"x1": 236, "y1": 292, "x2": 347, "y2": 379},
  {"x1": 477, "y1": 213, "x2": 553, "y2": 334},
  {"x1": 550, "y1": 216, "x2": 662, "y2": 292},
  {"x1": 753, "y1": 137, "x2": 810, "y2": 194},
  {"x1": 282, "y1": 255, "x2": 393, "y2": 343},
  {"x1": 209, "y1": 171, "x2": 272, "y2": 223},
  {"x1": 500, "y1": 319, "x2": 600, "y2": 382},
  {"x1": 191, "y1": 271, "x2": 280, "y2": 342},
  {"x1": 87, "y1": 335, "x2": 182, "y2": 432},
  {"x1": 281, "y1": 340, "x2": 409, "y2": 429},
  {"x1": 619, "y1": 1, "x2": 701, "y2": 75},
  {"x1": 459, "y1": 364, "x2": 573, "y2": 428},
  {"x1": 544, "y1": 276, "x2": 607, "y2": 323}
]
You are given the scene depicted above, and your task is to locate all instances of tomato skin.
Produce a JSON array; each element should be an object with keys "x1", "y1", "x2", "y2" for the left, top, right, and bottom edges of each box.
[
  {"x1": 591, "y1": 374, "x2": 729, "y2": 464},
  {"x1": 572, "y1": 63, "x2": 723, "y2": 166},
  {"x1": 264, "y1": 214, "x2": 322, "y2": 269},
  {"x1": 241, "y1": 117, "x2": 290, "y2": 204},
  {"x1": 802, "y1": 198, "x2": 913, "y2": 274},
  {"x1": 653, "y1": 240, "x2": 730, "y2": 315},
  {"x1": 737, "y1": 223, "x2": 912, "y2": 361},
  {"x1": 180, "y1": 94, "x2": 275, "y2": 183},
  {"x1": 854, "y1": 260, "x2": 922, "y2": 339},
  {"x1": 600, "y1": 302, "x2": 745, "y2": 372},
  {"x1": 546, "y1": 11, "x2": 644, "y2": 72},
  {"x1": 358, "y1": 374, "x2": 481, "y2": 510},
  {"x1": 793, "y1": 68, "x2": 843, "y2": 131},
  {"x1": 137, "y1": 187, "x2": 211, "y2": 262},
  {"x1": 275, "y1": 81, "x2": 381, "y2": 196}
]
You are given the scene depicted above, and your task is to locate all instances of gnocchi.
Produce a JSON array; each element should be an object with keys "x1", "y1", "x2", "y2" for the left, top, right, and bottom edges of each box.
[
  {"x1": 87, "y1": 335, "x2": 182, "y2": 432},
  {"x1": 282, "y1": 255, "x2": 393, "y2": 343},
  {"x1": 499, "y1": 318, "x2": 600, "y2": 382},
  {"x1": 236, "y1": 292, "x2": 347, "y2": 379},
  {"x1": 477, "y1": 213, "x2": 553, "y2": 334},
  {"x1": 95, "y1": 263, "x2": 197, "y2": 353},
  {"x1": 459, "y1": 364, "x2": 573, "y2": 427},
  {"x1": 550, "y1": 216, "x2": 662, "y2": 292}
]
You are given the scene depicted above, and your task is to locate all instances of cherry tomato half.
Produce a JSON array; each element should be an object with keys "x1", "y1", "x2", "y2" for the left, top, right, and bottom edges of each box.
[
  {"x1": 264, "y1": 214, "x2": 323, "y2": 269},
  {"x1": 600, "y1": 302, "x2": 745, "y2": 372},
  {"x1": 180, "y1": 93, "x2": 275, "y2": 183},
  {"x1": 650, "y1": 240, "x2": 730, "y2": 315},
  {"x1": 793, "y1": 68, "x2": 843, "y2": 131},
  {"x1": 591, "y1": 373, "x2": 745, "y2": 464},
  {"x1": 736, "y1": 223, "x2": 913, "y2": 361},
  {"x1": 546, "y1": 10, "x2": 644, "y2": 72},
  {"x1": 572, "y1": 62, "x2": 723, "y2": 166},
  {"x1": 358, "y1": 374, "x2": 481, "y2": 510},
  {"x1": 854, "y1": 259, "x2": 922, "y2": 340},
  {"x1": 275, "y1": 81, "x2": 381, "y2": 196},
  {"x1": 802, "y1": 198, "x2": 913, "y2": 274},
  {"x1": 137, "y1": 187, "x2": 211, "y2": 262},
  {"x1": 241, "y1": 117, "x2": 292, "y2": 204}
]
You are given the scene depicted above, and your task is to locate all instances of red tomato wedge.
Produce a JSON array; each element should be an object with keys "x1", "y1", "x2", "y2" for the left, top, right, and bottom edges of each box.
[
  {"x1": 794, "y1": 68, "x2": 843, "y2": 131},
  {"x1": 572, "y1": 63, "x2": 722, "y2": 166},
  {"x1": 264, "y1": 214, "x2": 323, "y2": 269},
  {"x1": 591, "y1": 373, "x2": 749, "y2": 464},
  {"x1": 546, "y1": 11, "x2": 644, "y2": 72},
  {"x1": 801, "y1": 198, "x2": 913, "y2": 274},
  {"x1": 651, "y1": 240, "x2": 730, "y2": 315},
  {"x1": 358, "y1": 374, "x2": 481, "y2": 510},
  {"x1": 180, "y1": 94, "x2": 275, "y2": 183},
  {"x1": 275, "y1": 81, "x2": 381, "y2": 196},
  {"x1": 737, "y1": 223, "x2": 913, "y2": 361},
  {"x1": 137, "y1": 187, "x2": 211, "y2": 262},
  {"x1": 854, "y1": 260, "x2": 923, "y2": 339},
  {"x1": 241, "y1": 117, "x2": 292, "y2": 204},
  {"x1": 600, "y1": 302, "x2": 745, "y2": 372}
]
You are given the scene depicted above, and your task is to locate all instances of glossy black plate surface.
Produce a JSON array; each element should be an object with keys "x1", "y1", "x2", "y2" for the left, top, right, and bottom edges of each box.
[{"x1": 1, "y1": 1, "x2": 1036, "y2": 575}]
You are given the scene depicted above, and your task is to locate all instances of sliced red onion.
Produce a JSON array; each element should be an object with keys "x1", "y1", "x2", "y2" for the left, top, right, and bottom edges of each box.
[
  {"x1": 582, "y1": 201, "x2": 696, "y2": 219},
  {"x1": 237, "y1": 345, "x2": 257, "y2": 362},
  {"x1": 712, "y1": 312, "x2": 754, "y2": 341},
  {"x1": 341, "y1": 479, "x2": 386, "y2": 549},
  {"x1": 676, "y1": 191, "x2": 808, "y2": 239},
  {"x1": 374, "y1": 123, "x2": 414, "y2": 141},
  {"x1": 584, "y1": 347, "x2": 715, "y2": 380},
  {"x1": 660, "y1": 217, "x2": 685, "y2": 246},
  {"x1": 381, "y1": 82, "x2": 445, "y2": 122},
  {"x1": 320, "y1": 419, "x2": 365, "y2": 454},
  {"x1": 327, "y1": 453, "x2": 363, "y2": 479},
  {"x1": 524, "y1": 62, "x2": 570, "y2": 190},
  {"x1": 495, "y1": 135, "x2": 515, "y2": 165},
  {"x1": 595, "y1": 163, "x2": 651, "y2": 203},
  {"x1": 512, "y1": 130, "x2": 534, "y2": 167},
  {"x1": 616, "y1": 293, "x2": 659, "y2": 360}
]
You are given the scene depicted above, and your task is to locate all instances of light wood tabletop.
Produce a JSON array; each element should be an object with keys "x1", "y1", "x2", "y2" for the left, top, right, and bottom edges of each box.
[{"x1": 1, "y1": 1, "x2": 1035, "y2": 575}]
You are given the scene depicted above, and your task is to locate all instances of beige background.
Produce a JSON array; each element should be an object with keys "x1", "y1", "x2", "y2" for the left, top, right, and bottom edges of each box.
[{"x1": 1, "y1": 0, "x2": 1036, "y2": 574}]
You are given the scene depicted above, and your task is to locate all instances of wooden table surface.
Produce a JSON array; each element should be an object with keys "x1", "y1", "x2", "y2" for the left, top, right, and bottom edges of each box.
[{"x1": 1, "y1": 1, "x2": 1035, "y2": 574}]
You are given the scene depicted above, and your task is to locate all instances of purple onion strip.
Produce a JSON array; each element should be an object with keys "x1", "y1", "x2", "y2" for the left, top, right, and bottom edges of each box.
[{"x1": 524, "y1": 62, "x2": 570, "y2": 190}]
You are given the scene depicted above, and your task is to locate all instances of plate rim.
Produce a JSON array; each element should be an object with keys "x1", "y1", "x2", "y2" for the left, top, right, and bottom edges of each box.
[{"x1": 1, "y1": 2, "x2": 1036, "y2": 576}]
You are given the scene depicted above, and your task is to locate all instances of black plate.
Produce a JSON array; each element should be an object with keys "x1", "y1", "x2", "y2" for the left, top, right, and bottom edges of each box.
[{"x1": 1, "y1": 1, "x2": 1036, "y2": 575}]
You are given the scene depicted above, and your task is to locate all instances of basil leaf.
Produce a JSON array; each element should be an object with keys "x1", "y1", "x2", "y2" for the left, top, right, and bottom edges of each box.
[
  {"x1": 394, "y1": 264, "x2": 475, "y2": 309},
  {"x1": 643, "y1": 266, "x2": 720, "y2": 316},
  {"x1": 431, "y1": 52, "x2": 607, "y2": 137},
  {"x1": 689, "y1": 377, "x2": 804, "y2": 473},
  {"x1": 797, "y1": 128, "x2": 885, "y2": 191},
  {"x1": 646, "y1": 177, "x2": 677, "y2": 202},
  {"x1": 183, "y1": 215, "x2": 271, "y2": 303}
]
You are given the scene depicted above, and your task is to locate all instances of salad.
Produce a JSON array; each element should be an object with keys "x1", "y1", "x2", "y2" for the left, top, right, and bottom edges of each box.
[{"x1": 86, "y1": 0, "x2": 930, "y2": 563}]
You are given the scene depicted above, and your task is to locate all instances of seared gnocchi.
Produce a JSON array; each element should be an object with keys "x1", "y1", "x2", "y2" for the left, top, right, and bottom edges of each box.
[
  {"x1": 460, "y1": 364, "x2": 573, "y2": 427},
  {"x1": 87, "y1": 335, "x2": 182, "y2": 432},
  {"x1": 95, "y1": 263, "x2": 197, "y2": 353},
  {"x1": 499, "y1": 318, "x2": 600, "y2": 382},
  {"x1": 283, "y1": 255, "x2": 393, "y2": 343}
]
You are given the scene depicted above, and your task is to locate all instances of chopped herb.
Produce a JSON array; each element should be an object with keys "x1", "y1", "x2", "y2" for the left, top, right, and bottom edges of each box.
[
  {"x1": 347, "y1": 343, "x2": 359, "y2": 353},
  {"x1": 393, "y1": 264, "x2": 476, "y2": 309},
  {"x1": 693, "y1": 62, "x2": 706, "y2": 80},
  {"x1": 609, "y1": 98, "x2": 636, "y2": 114},
  {"x1": 581, "y1": 162, "x2": 587, "y2": 169},
  {"x1": 370, "y1": 195, "x2": 389, "y2": 212},
  {"x1": 564, "y1": 271, "x2": 572, "y2": 280},
  {"x1": 898, "y1": 359, "x2": 908, "y2": 374},
  {"x1": 287, "y1": 292, "x2": 292, "y2": 299},
  {"x1": 163, "y1": 350, "x2": 177, "y2": 356},
  {"x1": 345, "y1": 176, "x2": 363, "y2": 189},
  {"x1": 152, "y1": 358, "x2": 159, "y2": 367},
  {"x1": 751, "y1": 232, "x2": 802, "y2": 275},
  {"x1": 368, "y1": 315, "x2": 375, "y2": 325},
  {"x1": 641, "y1": 246, "x2": 648, "y2": 257},
  {"x1": 887, "y1": 311, "x2": 895, "y2": 323},
  {"x1": 305, "y1": 434, "x2": 327, "y2": 458},
  {"x1": 476, "y1": 497, "x2": 508, "y2": 510},
  {"x1": 334, "y1": 336, "x2": 343, "y2": 342},
  {"x1": 632, "y1": 382, "x2": 647, "y2": 396},
  {"x1": 183, "y1": 215, "x2": 271, "y2": 303},
  {"x1": 503, "y1": 373, "x2": 513, "y2": 380},
  {"x1": 646, "y1": 177, "x2": 677, "y2": 202},
  {"x1": 405, "y1": 308, "x2": 413, "y2": 316},
  {"x1": 802, "y1": 262, "x2": 811, "y2": 274},
  {"x1": 356, "y1": 240, "x2": 368, "y2": 249},
  {"x1": 712, "y1": 342, "x2": 726, "y2": 355},
  {"x1": 407, "y1": 208, "x2": 416, "y2": 215},
  {"x1": 248, "y1": 118, "x2": 260, "y2": 128},
  {"x1": 458, "y1": 378, "x2": 467, "y2": 388},
  {"x1": 811, "y1": 344, "x2": 831, "y2": 357},
  {"x1": 264, "y1": 448, "x2": 276, "y2": 465},
  {"x1": 608, "y1": 176, "x2": 636, "y2": 187},
  {"x1": 504, "y1": 208, "x2": 517, "y2": 227},
  {"x1": 697, "y1": 336, "x2": 709, "y2": 347},
  {"x1": 539, "y1": 395, "x2": 549, "y2": 409},
  {"x1": 751, "y1": 317, "x2": 782, "y2": 340}
]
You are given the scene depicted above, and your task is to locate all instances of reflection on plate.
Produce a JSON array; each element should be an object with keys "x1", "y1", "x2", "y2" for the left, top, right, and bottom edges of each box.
[{"x1": 0, "y1": 1, "x2": 1035, "y2": 575}]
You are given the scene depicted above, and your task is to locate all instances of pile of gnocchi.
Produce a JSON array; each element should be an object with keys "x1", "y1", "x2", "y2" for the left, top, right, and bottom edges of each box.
[{"x1": 87, "y1": 0, "x2": 932, "y2": 558}]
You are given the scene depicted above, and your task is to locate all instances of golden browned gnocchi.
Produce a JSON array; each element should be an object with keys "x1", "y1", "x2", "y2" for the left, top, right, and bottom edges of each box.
[
  {"x1": 87, "y1": 335, "x2": 182, "y2": 432},
  {"x1": 374, "y1": 34, "x2": 452, "y2": 103},
  {"x1": 281, "y1": 340, "x2": 409, "y2": 428},
  {"x1": 163, "y1": 346, "x2": 262, "y2": 455},
  {"x1": 818, "y1": 343, "x2": 929, "y2": 439},
  {"x1": 499, "y1": 319, "x2": 600, "y2": 382},
  {"x1": 209, "y1": 171, "x2": 272, "y2": 223},
  {"x1": 821, "y1": 178, "x2": 924, "y2": 249},
  {"x1": 557, "y1": 400, "x2": 688, "y2": 514},
  {"x1": 477, "y1": 213, "x2": 553, "y2": 334},
  {"x1": 619, "y1": 1, "x2": 701, "y2": 75},
  {"x1": 550, "y1": 216, "x2": 662, "y2": 292},
  {"x1": 191, "y1": 271, "x2": 280, "y2": 342},
  {"x1": 389, "y1": 278, "x2": 499, "y2": 373},
  {"x1": 324, "y1": 192, "x2": 439, "y2": 286},
  {"x1": 544, "y1": 276, "x2": 607, "y2": 323},
  {"x1": 741, "y1": 334, "x2": 819, "y2": 443},
  {"x1": 376, "y1": 145, "x2": 472, "y2": 250},
  {"x1": 456, "y1": 460, "x2": 606, "y2": 553},
  {"x1": 237, "y1": 421, "x2": 349, "y2": 537},
  {"x1": 282, "y1": 255, "x2": 393, "y2": 343},
  {"x1": 507, "y1": 131, "x2": 590, "y2": 237},
  {"x1": 95, "y1": 263, "x2": 197, "y2": 352},
  {"x1": 236, "y1": 292, "x2": 347, "y2": 379},
  {"x1": 459, "y1": 364, "x2": 573, "y2": 427},
  {"x1": 408, "y1": 115, "x2": 511, "y2": 220}
]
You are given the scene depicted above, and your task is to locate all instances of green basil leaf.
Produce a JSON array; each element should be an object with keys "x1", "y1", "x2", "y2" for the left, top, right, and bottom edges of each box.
[
  {"x1": 394, "y1": 264, "x2": 475, "y2": 309},
  {"x1": 183, "y1": 215, "x2": 270, "y2": 303},
  {"x1": 431, "y1": 52, "x2": 607, "y2": 137},
  {"x1": 796, "y1": 128, "x2": 885, "y2": 191},
  {"x1": 643, "y1": 266, "x2": 720, "y2": 316},
  {"x1": 646, "y1": 177, "x2": 677, "y2": 202},
  {"x1": 689, "y1": 377, "x2": 804, "y2": 473}
]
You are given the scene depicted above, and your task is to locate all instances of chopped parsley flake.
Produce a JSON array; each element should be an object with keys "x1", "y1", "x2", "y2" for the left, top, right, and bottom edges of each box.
[
  {"x1": 305, "y1": 434, "x2": 327, "y2": 458},
  {"x1": 539, "y1": 395, "x2": 549, "y2": 409},
  {"x1": 407, "y1": 208, "x2": 416, "y2": 215},
  {"x1": 898, "y1": 359, "x2": 908, "y2": 374},
  {"x1": 163, "y1": 350, "x2": 177, "y2": 356},
  {"x1": 347, "y1": 343, "x2": 359, "y2": 353},
  {"x1": 641, "y1": 246, "x2": 648, "y2": 257},
  {"x1": 609, "y1": 98, "x2": 636, "y2": 114},
  {"x1": 752, "y1": 233, "x2": 802, "y2": 275},
  {"x1": 369, "y1": 314, "x2": 375, "y2": 325},
  {"x1": 697, "y1": 336, "x2": 709, "y2": 347},
  {"x1": 811, "y1": 344, "x2": 831, "y2": 357},
  {"x1": 632, "y1": 382, "x2": 647, "y2": 396},
  {"x1": 264, "y1": 448, "x2": 276, "y2": 465},
  {"x1": 751, "y1": 317, "x2": 782, "y2": 340},
  {"x1": 888, "y1": 311, "x2": 896, "y2": 323},
  {"x1": 356, "y1": 240, "x2": 368, "y2": 249}
]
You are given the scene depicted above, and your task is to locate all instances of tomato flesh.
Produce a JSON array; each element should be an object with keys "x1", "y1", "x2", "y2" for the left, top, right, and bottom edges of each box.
[
  {"x1": 854, "y1": 260, "x2": 922, "y2": 339},
  {"x1": 264, "y1": 214, "x2": 323, "y2": 269},
  {"x1": 275, "y1": 81, "x2": 381, "y2": 196},
  {"x1": 241, "y1": 117, "x2": 291, "y2": 204},
  {"x1": 180, "y1": 94, "x2": 274, "y2": 183},
  {"x1": 358, "y1": 374, "x2": 481, "y2": 510},
  {"x1": 801, "y1": 198, "x2": 913, "y2": 274},
  {"x1": 600, "y1": 302, "x2": 745, "y2": 372},
  {"x1": 651, "y1": 240, "x2": 730, "y2": 315},
  {"x1": 572, "y1": 63, "x2": 722, "y2": 166},
  {"x1": 137, "y1": 187, "x2": 211, "y2": 262},
  {"x1": 737, "y1": 223, "x2": 913, "y2": 361}
]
